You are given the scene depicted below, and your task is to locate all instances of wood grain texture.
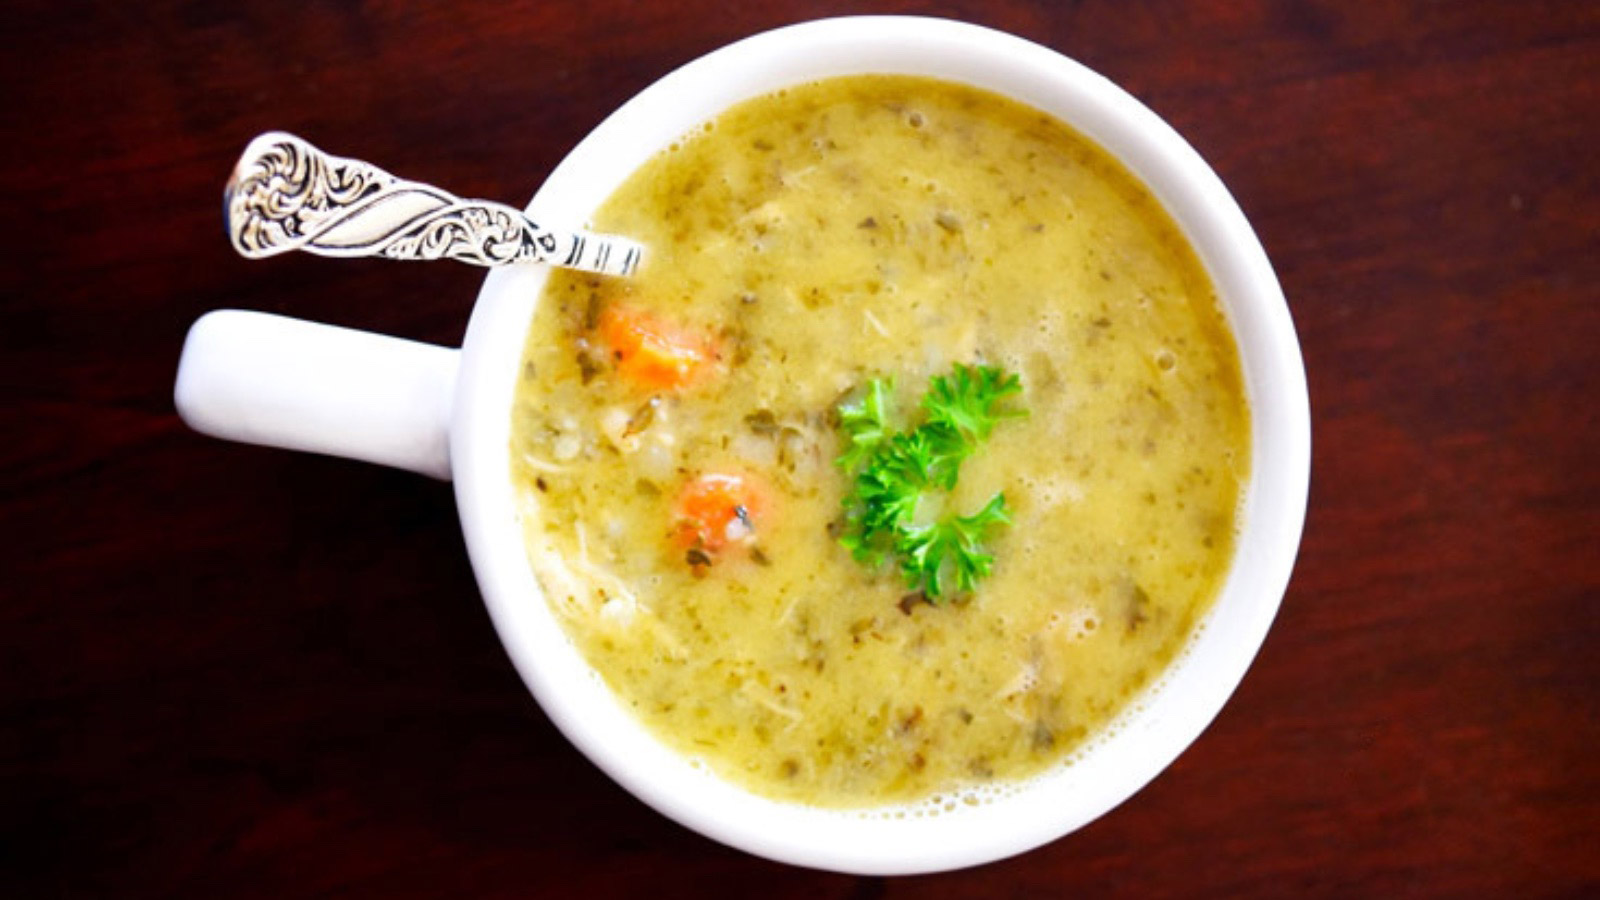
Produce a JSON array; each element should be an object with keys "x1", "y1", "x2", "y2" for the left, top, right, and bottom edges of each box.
[{"x1": 2, "y1": 1, "x2": 1595, "y2": 896}]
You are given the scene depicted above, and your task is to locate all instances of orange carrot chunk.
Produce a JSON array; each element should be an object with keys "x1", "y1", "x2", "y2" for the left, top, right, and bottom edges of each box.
[
  {"x1": 599, "y1": 305, "x2": 716, "y2": 389},
  {"x1": 674, "y1": 472, "x2": 767, "y2": 556}
]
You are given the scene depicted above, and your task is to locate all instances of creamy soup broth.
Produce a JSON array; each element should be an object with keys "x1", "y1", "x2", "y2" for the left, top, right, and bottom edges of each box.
[{"x1": 510, "y1": 76, "x2": 1249, "y2": 807}]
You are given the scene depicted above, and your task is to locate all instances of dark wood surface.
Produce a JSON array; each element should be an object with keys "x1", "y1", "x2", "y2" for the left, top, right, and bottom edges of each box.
[{"x1": 3, "y1": 1, "x2": 1595, "y2": 896}]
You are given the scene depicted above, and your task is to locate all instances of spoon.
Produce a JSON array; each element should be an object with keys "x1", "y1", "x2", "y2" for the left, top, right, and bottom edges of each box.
[{"x1": 224, "y1": 131, "x2": 642, "y2": 277}]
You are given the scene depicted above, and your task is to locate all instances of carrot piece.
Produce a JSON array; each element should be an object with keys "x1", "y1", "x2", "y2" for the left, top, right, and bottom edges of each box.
[
  {"x1": 598, "y1": 305, "x2": 716, "y2": 389},
  {"x1": 674, "y1": 472, "x2": 768, "y2": 556}
]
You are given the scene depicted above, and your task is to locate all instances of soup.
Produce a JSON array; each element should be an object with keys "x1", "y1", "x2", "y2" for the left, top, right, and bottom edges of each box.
[{"x1": 510, "y1": 76, "x2": 1248, "y2": 807}]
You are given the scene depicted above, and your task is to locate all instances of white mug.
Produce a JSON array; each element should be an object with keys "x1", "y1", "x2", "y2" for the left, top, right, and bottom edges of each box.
[{"x1": 175, "y1": 16, "x2": 1310, "y2": 874}]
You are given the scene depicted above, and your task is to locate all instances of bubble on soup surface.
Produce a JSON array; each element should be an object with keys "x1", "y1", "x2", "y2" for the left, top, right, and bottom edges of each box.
[{"x1": 1047, "y1": 604, "x2": 1100, "y2": 644}]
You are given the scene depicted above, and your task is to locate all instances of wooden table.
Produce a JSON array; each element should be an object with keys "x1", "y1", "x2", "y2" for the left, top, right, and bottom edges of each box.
[{"x1": 4, "y1": 2, "x2": 1594, "y2": 895}]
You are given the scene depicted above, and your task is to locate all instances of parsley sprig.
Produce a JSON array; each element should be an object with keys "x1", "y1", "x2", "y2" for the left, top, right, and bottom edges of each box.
[{"x1": 835, "y1": 364, "x2": 1026, "y2": 602}]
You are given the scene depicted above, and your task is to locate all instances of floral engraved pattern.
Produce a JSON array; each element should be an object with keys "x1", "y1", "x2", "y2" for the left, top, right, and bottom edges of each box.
[{"x1": 224, "y1": 132, "x2": 641, "y2": 276}]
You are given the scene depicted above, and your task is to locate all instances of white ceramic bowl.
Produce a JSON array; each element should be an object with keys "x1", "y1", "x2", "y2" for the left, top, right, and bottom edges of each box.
[{"x1": 177, "y1": 16, "x2": 1310, "y2": 875}]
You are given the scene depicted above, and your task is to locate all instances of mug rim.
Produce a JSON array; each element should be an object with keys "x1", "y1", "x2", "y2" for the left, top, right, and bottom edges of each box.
[{"x1": 451, "y1": 15, "x2": 1310, "y2": 874}]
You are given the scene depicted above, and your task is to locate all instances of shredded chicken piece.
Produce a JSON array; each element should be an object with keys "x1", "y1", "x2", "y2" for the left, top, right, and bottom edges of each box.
[
  {"x1": 995, "y1": 660, "x2": 1040, "y2": 724},
  {"x1": 741, "y1": 682, "x2": 803, "y2": 726},
  {"x1": 519, "y1": 452, "x2": 568, "y2": 474},
  {"x1": 863, "y1": 308, "x2": 890, "y2": 338}
]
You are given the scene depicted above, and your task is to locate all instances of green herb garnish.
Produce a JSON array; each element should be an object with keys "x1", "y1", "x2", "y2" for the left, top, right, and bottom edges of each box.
[
  {"x1": 835, "y1": 364, "x2": 1026, "y2": 602},
  {"x1": 835, "y1": 376, "x2": 896, "y2": 471}
]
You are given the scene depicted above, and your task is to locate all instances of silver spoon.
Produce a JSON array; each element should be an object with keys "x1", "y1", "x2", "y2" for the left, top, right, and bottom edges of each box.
[{"x1": 224, "y1": 131, "x2": 641, "y2": 277}]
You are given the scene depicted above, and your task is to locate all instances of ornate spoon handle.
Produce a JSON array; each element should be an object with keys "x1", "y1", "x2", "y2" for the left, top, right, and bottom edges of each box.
[{"x1": 224, "y1": 131, "x2": 642, "y2": 277}]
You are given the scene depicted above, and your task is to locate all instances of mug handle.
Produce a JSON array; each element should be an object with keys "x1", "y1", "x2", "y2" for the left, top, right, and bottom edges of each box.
[{"x1": 174, "y1": 310, "x2": 458, "y2": 480}]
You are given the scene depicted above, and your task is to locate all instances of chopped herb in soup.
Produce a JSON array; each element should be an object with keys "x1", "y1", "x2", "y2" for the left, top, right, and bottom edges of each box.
[{"x1": 510, "y1": 76, "x2": 1250, "y2": 807}]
